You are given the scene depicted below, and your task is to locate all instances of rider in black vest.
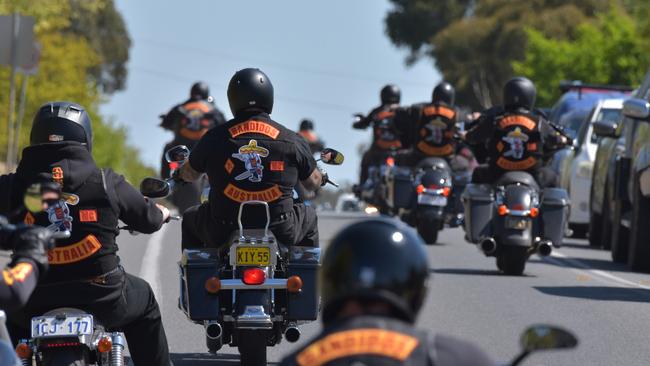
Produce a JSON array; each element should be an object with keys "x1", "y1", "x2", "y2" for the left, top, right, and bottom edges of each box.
[
  {"x1": 465, "y1": 77, "x2": 568, "y2": 187},
  {"x1": 0, "y1": 102, "x2": 173, "y2": 366},
  {"x1": 354, "y1": 84, "x2": 411, "y2": 186},
  {"x1": 279, "y1": 219, "x2": 495, "y2": 366},
  {"x1": 176, "y1": 69, "x2": 325, "y2": 250}
]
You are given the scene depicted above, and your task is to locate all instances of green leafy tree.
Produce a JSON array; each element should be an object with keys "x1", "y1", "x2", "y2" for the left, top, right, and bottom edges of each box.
[{"x1": 513, "y1": 8, "x2": 650, "y2": 106}]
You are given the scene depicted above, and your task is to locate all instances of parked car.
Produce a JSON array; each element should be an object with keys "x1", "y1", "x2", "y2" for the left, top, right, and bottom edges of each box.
[
  {"x1": 604, "y1": 70, "x2": 650, "y2": 271},
  {"x1": 558, "y1": 99, "x2": 624, "y2": 238}
]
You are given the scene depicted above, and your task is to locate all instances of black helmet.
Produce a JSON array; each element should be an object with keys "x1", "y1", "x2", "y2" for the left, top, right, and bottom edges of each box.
[
  {"x1": 503, "y1": 77, "x2": 536, "y2": 110},
  {"x1": 299, "y1": 119, "x2": 314, "y2": 131},
  {"x1": 432, "y1": 81, "x2": 455, "y2": 105},
  {"x1": 380, "y1": 84, "x2": 401, "y2": 105},
  {"x1": 190, "y1": 82, "x2": 210, "y2": 100},
  {"x1": 227, "y1": 68, "x2": 274, "y2": 117},
  {"x1": 30, "y1": 102, "x2": 93, "y2": 152},
  {"x1": 321, "y1": 218, "x2": 429, "y2": 324}
]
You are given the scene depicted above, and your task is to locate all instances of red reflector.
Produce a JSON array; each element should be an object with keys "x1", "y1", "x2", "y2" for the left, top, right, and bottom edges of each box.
[
  {"x1": 386, "y1": 157, "x2": 395, "y2": 167},
  {"x1": 243, "y1": 268, "x2": 266, "y2": 285},
  {"x1": 41, "y1": 341, "x2": 82, "y2": 348},
  {"x1": 169, "y1": 161, "x2": 179, "y2": 170}
]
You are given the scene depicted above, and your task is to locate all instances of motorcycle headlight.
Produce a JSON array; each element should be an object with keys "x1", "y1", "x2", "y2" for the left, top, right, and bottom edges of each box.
[{"x1": 576, "y1": 161, "x2": 593, "y2": 179}]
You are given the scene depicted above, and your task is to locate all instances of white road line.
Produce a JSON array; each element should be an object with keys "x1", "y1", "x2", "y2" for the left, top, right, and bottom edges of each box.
[
  {"x1": 139, "y1": 224, "x2": 169, "y2": 310},
  {"x1": 547, "y1": 251, "x2": 650, "y2": 291}
]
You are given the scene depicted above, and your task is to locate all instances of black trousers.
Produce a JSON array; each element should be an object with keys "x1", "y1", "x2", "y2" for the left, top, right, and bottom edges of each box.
[
  {"x1": 471, "y1": 165, "x2": 558, "y2": 188},
  {"x1": 182, "y1": 201, "x2": 319, "y2": 250},
  {"x1": 8, "y1": 267, "x2": 170, "y2": 366}
]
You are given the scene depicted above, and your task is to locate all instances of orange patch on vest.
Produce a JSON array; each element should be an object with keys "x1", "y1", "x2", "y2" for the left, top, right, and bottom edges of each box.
[
  {"x1": 375, "y1": 111, "x2": 395, "y2": 120},
  {"x1": 223, "y1": 183, "x2": 282, "y2": 203},
  {"x1": 416, "y1": 141, "x2": 454, "y2": 157},
  {"x1": 79, "y1": 209, "x2": 98, "y2": 222},
  {"x1": 52, "y1": 166, "x2": 64, "y2": 185},
  {"x1": 224, "y1": 158, "x2": 234, "y2": 174},
  {"x1": 498, "y1": 115, "x2": 536, "y2": 130},
  {"x1": 2, "y1": 262, "x2": 33, "y2": 286},
  {"x1": 496, "y1": 156, "x2": 538, "y2": 171},
  {"x1": 48, "y1": 235, "x2": 102, "y2": 265},
  {"x1": 24, "y1": 212, "x2": 35, "y2": 225},
  {"x1": 423, "y1": 105, "x2": 456, "y2": 119},
  {"x1": 296, "y1": 329, "x2": 419, "y2": 366},
  {"x1": 228, "y1": 120, "x2": 280, "y2": 139},
  {"x1": 270, "y1": 161, "x2": 285, "y2": 171}
]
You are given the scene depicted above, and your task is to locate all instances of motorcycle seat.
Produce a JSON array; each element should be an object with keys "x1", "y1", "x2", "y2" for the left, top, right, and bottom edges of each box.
[{"x1": 495, "y1": 171, "x2": 539, "y2": 190}]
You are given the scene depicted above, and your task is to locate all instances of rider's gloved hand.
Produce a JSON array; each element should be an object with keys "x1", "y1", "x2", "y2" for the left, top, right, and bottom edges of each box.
[
  {"x1": 319, "y1": 168, "x2": 329, "y2": 187},
  {"x1": 11, "y1": 226, "x2": 55, "y2": 275}
]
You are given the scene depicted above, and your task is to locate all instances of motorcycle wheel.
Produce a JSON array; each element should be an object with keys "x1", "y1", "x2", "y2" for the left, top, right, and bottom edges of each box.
[
  {"x1": 238, "y1": 330, "x2": 267, "y2": 366},
  {"x1": 498, "y1": 246, "x2": 528, "y2": 276},
  {"x1": 41, "y1": 347, "x2": 89, "y2": 366},
  {"x1": 417, "y1": 221, "x2": 439, "y2": 245}
]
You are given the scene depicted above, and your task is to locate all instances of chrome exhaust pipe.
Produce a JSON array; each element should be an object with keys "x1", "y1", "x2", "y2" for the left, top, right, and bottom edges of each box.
[
  {"x1": 205, "y1": 321, "x2": 223, "y2": 353},
  {"x1": 537, "y1": 240, "x2": 553, "y2": 257},
  {"x1": 479, "y1": 237, "x2": 497, "y2": 255},
  {"x1": 285, "y1": 326, "x2": 301, "y2": 343}
]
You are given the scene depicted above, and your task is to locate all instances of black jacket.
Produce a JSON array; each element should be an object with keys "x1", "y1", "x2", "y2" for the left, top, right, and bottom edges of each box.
[
  {"x1": 279, "y1": 316, "x2": 495, "y2": 366},
  {"x1": 0, "y1": 142, "x2": 164, "y2": 282},
  {"x1": 161, "y1": 98, "x2": 227, "y2": 148}
]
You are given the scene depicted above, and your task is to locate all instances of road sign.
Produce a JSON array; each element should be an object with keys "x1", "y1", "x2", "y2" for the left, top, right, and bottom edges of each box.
[
  {"x1": 17, "y1": 42, "x2": 41, "y2": 75},
  {"x1": 0, "y1": 15, "x2": 35, "y2": 67}
]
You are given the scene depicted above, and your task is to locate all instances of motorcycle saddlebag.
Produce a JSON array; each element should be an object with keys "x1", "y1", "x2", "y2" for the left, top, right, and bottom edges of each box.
[
  {"x1": 286, "y1": 246, "x2": 321, "y2": 321},
  {"x1": 388, "y1": 167, "x2": 415, "y2": 209},
  {"x1": 540, "y1": 188, "x2": 570, "y2": 247},
  {"x1": 461, "y1": 184, "x2": 494, "y2": 243},
  {"x1": 179, "y1": 249, "x2": 223, "y2": 321}
]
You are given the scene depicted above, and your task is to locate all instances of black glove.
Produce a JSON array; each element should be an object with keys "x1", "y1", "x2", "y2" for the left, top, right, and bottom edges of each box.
[{"x1": 11, "y1": 226, "x2": 54, "y2": 275}]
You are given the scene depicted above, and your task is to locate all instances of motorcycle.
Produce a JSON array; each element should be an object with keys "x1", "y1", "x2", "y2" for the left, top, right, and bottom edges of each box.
[
  {"x1": 462, "y1": 171, "x2": 569, "y2": 275},
  {"x1": 141, "y1": 145, "x2": 344, "y2": 365}
]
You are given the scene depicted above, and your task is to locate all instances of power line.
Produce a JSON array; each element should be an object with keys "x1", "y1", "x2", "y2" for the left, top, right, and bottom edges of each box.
[
  {"x1": 136, "y1": 37, "x2": 433, "y2": 89},
  {"x1": 131, "y1": 65, "x2": 360, "y2": 113}
]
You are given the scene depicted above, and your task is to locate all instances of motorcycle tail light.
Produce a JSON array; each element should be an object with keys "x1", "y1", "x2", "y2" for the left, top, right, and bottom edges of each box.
[
  {"x1": 204, "y1": 276, "x2": 221, "y2": 294},
  {"x1": 287, "y1": 275, "x2": 303, "y2": 293},
  {"x1": 15, "y1": 343, "x2": 31, "y2": 359},
  {"x1": 529, "y1": 207, "x2": 539, "y2": 218},
  {"x1": 442, "y1": 187, "x2": 451, "y2": 197},
  {"x1": 386, "y1": 157, "x2": 395, "y2": 167},
  {"x1": 498, "y1": 205, "x2": 509, "y2": 216},
  {"x1": 416, "y1": 184, "x2": 425, "y2": 195},
  {"x1": 97, "y1": 337, "x2": 112, "y2": 353},
  {"x1": 243, "y1": 268, "x2": 266, "y2": 285},
  {"x1": 41, "y1": 341, "x2": 81, "y2": 348}
]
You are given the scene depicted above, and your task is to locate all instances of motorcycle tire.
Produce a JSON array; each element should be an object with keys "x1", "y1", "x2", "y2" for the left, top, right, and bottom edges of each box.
[
  {"x1": 417, "y1": 221, "x2": 439, "y2": 245},
  {"x1": 238, "y1": 330, "x2": 267, "y2": 366},
  {"x1": 41, "y1": 347, "x2": 89, "y2": 366},
  {"x1": 498, "y1": 246, "x2": 528, "y2": 276}
]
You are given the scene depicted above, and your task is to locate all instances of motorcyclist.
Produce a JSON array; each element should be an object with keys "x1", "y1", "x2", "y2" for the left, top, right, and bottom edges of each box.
[
  {"x1": 159, "y1": 81, "x2": 227, "y2": 179},
  {"x1": 0, "y1": 102, "x2": 172, "y2": 366},
  {"x1": 176, "y1": 68, "x2": 324, "y2": 250},
  {"x1": 298, "y1": 118, "x2": 325, "y2": 154},
  {"x1": 354, "y1": 84, "x2": 410, "y2": 187},
  {"x1": 279, "y1": 219, "x2": 495, "y2": 366},
  {"x1": 465, "y1": 77, "x2": 569, "y2": 187}
]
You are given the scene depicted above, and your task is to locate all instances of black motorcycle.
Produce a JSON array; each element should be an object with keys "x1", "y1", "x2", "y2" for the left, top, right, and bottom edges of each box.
[
  {"x1": 142, "y1": 146, "x2": 344, "y2": 366},
  {"x1": 463, "y1": 171, "x2": 569, "y2": 275}
]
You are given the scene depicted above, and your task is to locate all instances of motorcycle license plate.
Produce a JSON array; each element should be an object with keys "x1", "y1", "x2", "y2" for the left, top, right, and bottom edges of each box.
[
  {"x1": 31, "y1": 315, "x2": 93, "y2": 338},
  {"x1": 506, "y1": 217, "x2": 529, "y2": 230},
  {"x1": 418, "y1": 194, "x2": 447, "y2": 206},
  {"x1": 236, "y1": 247, "x2": 271, "y2": 266}
]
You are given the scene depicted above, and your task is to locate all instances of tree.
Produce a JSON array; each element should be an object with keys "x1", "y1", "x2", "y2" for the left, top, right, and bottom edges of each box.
[
  {"x1": 384, "y1": 0, "x2": 621, "y2": 109},
  {"x1": 513, "y1": 7, "x2": 650, "y2": 106}
]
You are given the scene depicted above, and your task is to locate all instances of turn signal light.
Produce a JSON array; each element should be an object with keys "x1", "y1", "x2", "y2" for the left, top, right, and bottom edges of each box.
[
  {"x1": 15, "y1": 343, "x2": 32, "y2": 359},
  {"x1": 529, "y1": 207, "x2": 539, "y2": 218},
  {"x1": 205, "y1": 276, "x2": 221, "y2": 294},
  {"x1": 97, "y1": 337, "x2": 112, "y2": 353},
  {"x1": 498, "y1": 205, "x2": 509, "y2": 216},
  {"x1": 416, "y1": 184, "x2": 425, "y2": 195},
  {"x1": 243, "y1": 268, "x2": 266, "y2": 285},
  {"x1": 442, "y1": 187, "x2": 451, "y2": 197},
  {"x1": 386, "y1": 157, "x2": 395, "y2": 167},
  {"x1": 287, "y1": 275, "x2": 303, "y2": 293}
]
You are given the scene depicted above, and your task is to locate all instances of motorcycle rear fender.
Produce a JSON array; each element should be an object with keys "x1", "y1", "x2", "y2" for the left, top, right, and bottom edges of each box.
[{"x1": 417, "y1": 205, "x2": 445, "y2": 219}]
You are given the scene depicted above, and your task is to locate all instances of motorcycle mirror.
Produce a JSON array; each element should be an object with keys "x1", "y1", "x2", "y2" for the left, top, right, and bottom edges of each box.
[
  {"x1": 510, "y1": 325, "x2": 578, "y2": 366},
  {"x1": 24, "y1": 182, "x2": 62, "y2": 213},
  {"x1": 320, "y1": 148, "x2": 344, "y2": 165},
  {"x1": 140, "y1": 177, "x2": 171, "y2": 198},
  {"x1": 165, "y1": 145, "x2": 190, "y2": 164}
]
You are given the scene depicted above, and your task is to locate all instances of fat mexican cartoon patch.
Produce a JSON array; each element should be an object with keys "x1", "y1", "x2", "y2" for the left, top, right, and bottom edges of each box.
[
  {"x1": 422, "y1": 119, "x2": 447, "y2": 145},
  {"x1": 502, "y1": 127, "x2": 529, "y2": 160},
  {"x1": 46, "y1": 193, "x2": 79, "y2": 232},
  {"x1": 232, "y1": 139, "x2": 269, "y2": 183}
]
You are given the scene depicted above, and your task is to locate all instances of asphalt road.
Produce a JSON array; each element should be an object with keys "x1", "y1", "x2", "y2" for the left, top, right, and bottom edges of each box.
[{"x1": 5, "y1": 211, "x2": 650, "y2": 365}]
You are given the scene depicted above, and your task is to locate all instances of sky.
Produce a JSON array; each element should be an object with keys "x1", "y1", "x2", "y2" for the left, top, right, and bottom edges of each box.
[{"x1": 102, "y1": 0, "x2": 440, "y2": 184}]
